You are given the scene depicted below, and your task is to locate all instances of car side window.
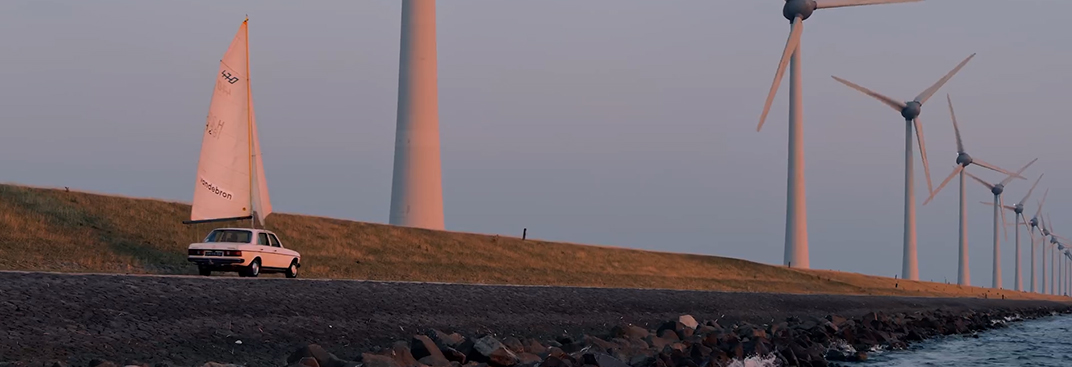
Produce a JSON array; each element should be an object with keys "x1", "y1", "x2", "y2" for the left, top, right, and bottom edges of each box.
[
  {"x1": 257, "y1": 233, "x2": 269, "y2": 246},
  {"x1": 268, "y1": 234, "x2": 282, "y2": 248}
]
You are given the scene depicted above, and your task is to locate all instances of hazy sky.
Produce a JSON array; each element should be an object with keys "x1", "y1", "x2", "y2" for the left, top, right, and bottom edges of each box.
[{"x1": 2, "y1": 0, "x2": 1070, "y2": 286}]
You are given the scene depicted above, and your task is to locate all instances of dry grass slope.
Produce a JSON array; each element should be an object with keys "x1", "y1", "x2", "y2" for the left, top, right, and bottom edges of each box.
[{"x1": 0, "y1": 184, "x2": 1066, "y2": 301}]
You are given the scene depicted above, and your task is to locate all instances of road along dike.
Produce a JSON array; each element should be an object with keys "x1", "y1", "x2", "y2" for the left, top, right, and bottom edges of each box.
[{"x1": 1, "y1": 272, "x2": 1069, "y2": 366}]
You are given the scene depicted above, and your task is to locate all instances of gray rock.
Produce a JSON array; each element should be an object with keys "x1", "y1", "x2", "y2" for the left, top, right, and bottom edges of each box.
[
  {"x1": 678, "y1": 315, "x2": 699, "y2": 330},
  {"x1": 472, "y1": 336, "x2": 519, "y2": 367},
  {"x1": 291, "y1": 357, "x2": 319, "y2": 367},
  {"x1": 429, "y1": 329, "x2": 466, "y2": 349},
  {"x1": 412, "y1": 335, "x2": 448, "y2": 363}
]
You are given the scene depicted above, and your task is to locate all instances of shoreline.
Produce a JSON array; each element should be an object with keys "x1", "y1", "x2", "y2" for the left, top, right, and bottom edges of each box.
[{"x1": 1, "y1": 272, "x2": 1070, "y2": 366}]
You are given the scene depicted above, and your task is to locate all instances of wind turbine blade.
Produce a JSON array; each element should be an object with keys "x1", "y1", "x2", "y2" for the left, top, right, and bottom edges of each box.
[
  {"x1": 924, "y1": 165, "x2": 963, "y2": 206},
  {"x1": 830, "y1": 76, "x2": 906, "y2": 111},
  {"x1": 963, "y1": 170, "x2": 995, "y2": 190},
  {"x1": 1023, "y1": 213, "x2": 1031, "y2": 232},
  {"x1": 1000, "y1": 158, "x2": 1038, "y2": 187},
  {"x1": 914, "y1": 53, "x2": 977, "y2": 105},
  {"x1": 1036, "y1": 189, "x2": 1049, "y2": 218},
  {"x1": 816, "y1": 0, "x2": 922, "y2": 9},
  {"x1": 971, "y1": 158, "x2": 1024, "y2": 180},
  {"x1": 980, "y1": 201, "x2": 1016, "y2": 211},
  {"x1": 913, "y1": 117, "x2": 934, "y2": 194},
  {"x1": 1001, "y1": 196, "x2": 1009, "y2": 241},
  {"x1": 758, "y1": 16, "x2": 803, "y2": 132},
  {"x1": 1018, "y1": 174, "x2": 1044, "y2": 206},
  {"x1": 946, "y1": 94, "x2": 965, "y2": 153}
]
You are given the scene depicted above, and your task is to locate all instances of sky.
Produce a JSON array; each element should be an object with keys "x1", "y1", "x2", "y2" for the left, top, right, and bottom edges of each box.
[{"x1": 2, "y1": 0, "x2": 1071, "y2": 287}]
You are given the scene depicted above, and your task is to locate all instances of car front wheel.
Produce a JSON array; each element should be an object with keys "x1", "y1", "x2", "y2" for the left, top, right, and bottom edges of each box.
[{"x1": 285, "y1": 260, "x2": 299, "y2": 278}]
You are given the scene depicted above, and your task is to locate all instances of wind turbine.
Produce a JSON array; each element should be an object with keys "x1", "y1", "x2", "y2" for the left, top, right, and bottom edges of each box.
[
  {"x1": 923, "y1": 94, "x2": 1022, "y2": 286},
  {"x1": 1040, "y1": 209, "x2": 1054, "y2": 294},
  {"x1": 830, "y1": 53, "x2": 976, "y2": 280},
  {"x1": 1045, "y1": 216, "x2": 1072, "y2": 295},
  {"x1": 985, "y1": 174, "x2": 1043, "y2": 291},
  {"x1": 963, "y1": 158, "x2": 1038, "y2": 289},
  {"x1": 756, "y1": 0, "x2": 923, "y2": 269},
  {"x1": 1021, "y1": 189, "x2": 1049, "y2": 293}
]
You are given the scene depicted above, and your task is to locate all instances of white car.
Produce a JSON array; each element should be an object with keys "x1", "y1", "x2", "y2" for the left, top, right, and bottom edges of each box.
[{"x1": 187, "y1": 228, "x2": 301, "y2": 278}]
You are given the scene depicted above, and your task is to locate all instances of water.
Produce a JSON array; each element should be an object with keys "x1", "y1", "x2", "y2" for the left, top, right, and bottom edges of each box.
[{"x1": 854, "y1": 314, "x2": 1072, "y2": 366}]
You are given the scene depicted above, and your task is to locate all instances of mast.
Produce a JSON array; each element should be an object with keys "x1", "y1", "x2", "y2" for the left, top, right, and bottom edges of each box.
[{"x1": 245, "y1": 16, "x2": 255, "y2": 229}]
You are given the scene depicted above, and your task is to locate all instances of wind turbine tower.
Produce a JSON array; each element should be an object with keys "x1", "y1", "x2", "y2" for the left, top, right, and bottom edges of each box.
[
  {"x1": 924, "y1": 94, "x2": 1022, "y2": 286},
  {"x1": 389, "y1": 0, "x2": 445, "y2": 230},
  {"x1": 831, "y1": 54, "x2": 976, "y2": 280},
  {"x1": 963, "y1": 158, "x2": 1037, "y2": 289},
  {"x1": 1024, "y1": 189, "x2": 1048, "y2": 293}
]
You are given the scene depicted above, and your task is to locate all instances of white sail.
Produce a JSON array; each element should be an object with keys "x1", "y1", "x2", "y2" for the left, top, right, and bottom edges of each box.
[{"x1": 190, "y1": 19, "x2": 270, "y2": 224}]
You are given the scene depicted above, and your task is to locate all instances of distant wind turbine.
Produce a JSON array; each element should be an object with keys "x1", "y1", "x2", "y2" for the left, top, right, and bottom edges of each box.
[
  {"x1": 984, "y1": 174, "x2": 1043, "y2": 292},
  {"x1": 830, "y1": 53, "x2": 976, "y2": 281},
  {"x1": 1040, "y1": 210, "x2": 1054, "y2": 294},
  {"x1": 1045, "y1": 215, "x2": 1072, "y2": 295},
  {"x1": 924, "y1": 94, "x2": 1023, "y2": 286},
  {"x1": 756, "y1": 0, "x2": 923, "y2": 269},
  {"x1": 1022, "y1": 189, "x2": 1049, "y2": 293},
  {"x1": 963, "y1": 158, "x2": 1038, "y2": 289}
]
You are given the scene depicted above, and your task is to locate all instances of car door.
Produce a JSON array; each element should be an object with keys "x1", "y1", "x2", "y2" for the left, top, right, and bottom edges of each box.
[
  {"x1": 268, "y1": 234, "x2": 294, "y2": 265},
  {"x1": 256, "y1": 232, "x2": 281, "y2": 268}
]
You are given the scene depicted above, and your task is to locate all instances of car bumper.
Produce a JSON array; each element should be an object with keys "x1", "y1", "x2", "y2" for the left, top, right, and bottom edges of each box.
[{"x1": 188, "y1": 256, "x2": 246, "y2": 266}]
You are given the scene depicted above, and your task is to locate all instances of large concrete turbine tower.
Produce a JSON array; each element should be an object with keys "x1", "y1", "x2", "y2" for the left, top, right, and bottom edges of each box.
[
  {"x1": 756, "y1": 0, "x2": 922, "y2": 269},
  {"x1": 830, "y1": 53, "x2": 975, "y2": 280},
  {"x1": 924, "y1": 94, "x2": 1022, "y2": 286},
  {"x1": 389, "y1": 0, "x2": 445, "y2": 230},
  {"x1": 963, "y1": 158, "x2": 1037, "y2": 289}
]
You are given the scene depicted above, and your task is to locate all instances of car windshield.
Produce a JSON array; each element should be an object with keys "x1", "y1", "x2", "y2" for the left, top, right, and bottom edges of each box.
[{"x1": 203, "y1": 229, "x2": 253, "y2": 243}]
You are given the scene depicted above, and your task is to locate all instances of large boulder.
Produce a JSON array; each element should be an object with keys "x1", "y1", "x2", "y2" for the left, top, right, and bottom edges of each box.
[
  {"x1": 470, "y1": 335, "x2": 519, "y2": 367},
  {"x1": 412, "y1": 335, "x2": 448, "y2": 364},
  {"x1": 677, "y1": 315, "x2": 699, "y2": 330}
]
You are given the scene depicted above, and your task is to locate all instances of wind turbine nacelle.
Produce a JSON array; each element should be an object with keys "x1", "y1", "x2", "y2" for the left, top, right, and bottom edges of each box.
[
  {"x1": 991, "y1": 185, "x2": 1004, "y2": 196},
  {"x1": 783, "y1": 0, "x2": 817, "y2": 21},
  {"x1": 901, "y1": 102, "x2": 922, "y2": 120},
  {"x1": 1030, "y1": 218, "x2": 1039, "y2": 227},
  {"x1": 956, "y1": 152, "x2": 973, "y2": 167}
]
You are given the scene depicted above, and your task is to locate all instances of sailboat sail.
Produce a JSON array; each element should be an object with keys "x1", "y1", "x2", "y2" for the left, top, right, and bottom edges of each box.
[
  {"x1": 249, "y1": 92, "x2": 272, "y2": 223},
  {"x1": 189, "y1": 19, "x2": 271, "y2": 225}
]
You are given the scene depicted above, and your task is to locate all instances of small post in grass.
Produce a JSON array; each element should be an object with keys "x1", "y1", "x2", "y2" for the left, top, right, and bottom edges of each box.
[{"x1": 522, "y1": 228, "x2": 527, "y2": 240}]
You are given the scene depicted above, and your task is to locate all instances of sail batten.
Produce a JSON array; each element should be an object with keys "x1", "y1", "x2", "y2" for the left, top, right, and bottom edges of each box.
[{"x1": 190, "y1": 19, "x2": 271, "y2": 225}]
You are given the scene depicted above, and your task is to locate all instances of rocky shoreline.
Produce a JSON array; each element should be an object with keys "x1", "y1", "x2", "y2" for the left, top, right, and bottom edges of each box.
[
  {"x1": 43, "y1": 305, "x2": 1072, "y2": 367},
  {"x1": 4, "y1": 273, "x2": 1072, "y2": 367}
]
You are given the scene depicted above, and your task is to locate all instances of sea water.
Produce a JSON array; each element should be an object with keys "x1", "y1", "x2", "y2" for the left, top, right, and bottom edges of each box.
[{"x1": 856, "y1": 314, "x2": 1072, "y2": 366}]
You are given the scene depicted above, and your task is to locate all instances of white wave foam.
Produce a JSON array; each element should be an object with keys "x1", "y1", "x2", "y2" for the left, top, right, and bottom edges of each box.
[{"x1": 727, "y1": 354, "x2": 778, "y2": 367}]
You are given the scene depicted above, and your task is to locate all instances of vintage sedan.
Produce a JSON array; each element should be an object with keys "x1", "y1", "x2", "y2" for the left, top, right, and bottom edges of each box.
[{"x1": 187, "y1": 228, "x2": 301, "y2": 278}]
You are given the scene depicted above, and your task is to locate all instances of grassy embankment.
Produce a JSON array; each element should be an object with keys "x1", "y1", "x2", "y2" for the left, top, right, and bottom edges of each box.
[{"x1": 0, "y1": 183, "x2": 1065, "y2": 301}]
